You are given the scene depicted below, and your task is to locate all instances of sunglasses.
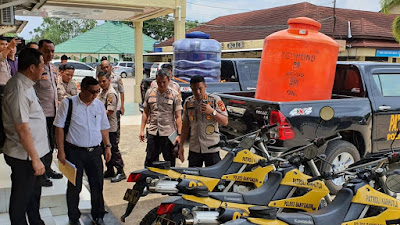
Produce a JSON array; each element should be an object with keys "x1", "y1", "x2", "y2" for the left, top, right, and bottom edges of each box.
[{"x1": 84, "y1": 88, "x2": 100, "y2": 95}]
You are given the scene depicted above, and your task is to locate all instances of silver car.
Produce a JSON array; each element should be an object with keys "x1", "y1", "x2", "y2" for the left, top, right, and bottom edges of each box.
[{"x1": 113, "y1": 61, "x2": 134, "y2": 78}]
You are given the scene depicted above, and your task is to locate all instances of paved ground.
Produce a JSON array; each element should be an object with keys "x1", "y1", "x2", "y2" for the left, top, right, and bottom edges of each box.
[{"x1": 102, "y1": 77, "x2": 189, "y2": 225}]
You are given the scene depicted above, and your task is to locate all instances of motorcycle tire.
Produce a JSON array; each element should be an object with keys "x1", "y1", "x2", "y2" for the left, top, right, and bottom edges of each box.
[{"x1": 321, "y1": 140, "x2": 360, "y2": 195}]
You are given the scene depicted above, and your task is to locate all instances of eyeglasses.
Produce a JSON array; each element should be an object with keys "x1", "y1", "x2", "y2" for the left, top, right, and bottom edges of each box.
[{"x1": 84, "y1": 88, "x2": 100, "y2": 95}]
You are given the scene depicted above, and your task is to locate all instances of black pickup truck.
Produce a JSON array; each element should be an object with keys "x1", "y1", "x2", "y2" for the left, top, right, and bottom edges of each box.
[
  {"x1": 139, "y1": 58, "x2": 260, "y2": 112},
  {"x1": 218, "y1": 61, "x2": 400, "y2": 193}
]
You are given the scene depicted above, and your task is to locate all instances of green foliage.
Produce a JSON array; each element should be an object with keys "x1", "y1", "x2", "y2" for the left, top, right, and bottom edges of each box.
[
  {"x1": 29, "y1": 18, "x2": 97, "y2": 45},
  {"x1": 380, "y1": 0, "x2": 400, "y2": 42},
  {"x1": 122, "y1": 16, "x2": 203, "y2": 41},
  {"x1": 4, "y1": 33, "x2": 17, "y2": 37}
]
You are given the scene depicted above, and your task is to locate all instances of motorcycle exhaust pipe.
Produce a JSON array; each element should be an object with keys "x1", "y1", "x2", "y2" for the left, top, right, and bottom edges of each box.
[
  {"x1": 148, "y1": 179, "x2": 179, "y2": 193},
  {"x1": 189, "y1": 211, "x2": 219, "y2": 225}
]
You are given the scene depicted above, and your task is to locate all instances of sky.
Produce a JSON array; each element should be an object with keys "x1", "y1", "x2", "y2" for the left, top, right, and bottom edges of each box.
[{"x1": 16, "y1": 0, "x2": 382, "y2": 40}]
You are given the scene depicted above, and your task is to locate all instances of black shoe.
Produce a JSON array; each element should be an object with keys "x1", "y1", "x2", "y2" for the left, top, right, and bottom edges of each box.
[
  {"x1": 46, "y1": 169, "x2": 63, "y2": 179},
  {"x1": 103, "y1": 170, "x2": 115, "y2": 178},
  {"x1": 92, "y1": 218, "x2": 105, "y2": 225},
  {"x1": 41, "y1": 177, "x2": 53, "y2": 187},
  {"x1": 69, "y1": 219, "x2": 81, "y2": 225},
  {"x1": 111, "y1": 173, "x2": 126, "y2": 183}
]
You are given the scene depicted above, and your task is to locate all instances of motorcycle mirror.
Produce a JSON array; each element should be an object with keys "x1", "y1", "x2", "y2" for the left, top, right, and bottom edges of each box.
[
  {"x1": 240, "y1": 136, "x2": 255, "y2": 149},
  {"x1": 319, "y1": 106, "x2": 335, "y2": 121},
  {"x1": 386, "y1": 171, "x2": 400, "y2": 193},
  {"x1": 304, "y1": 145, "x2": 319, "y2": 160}
]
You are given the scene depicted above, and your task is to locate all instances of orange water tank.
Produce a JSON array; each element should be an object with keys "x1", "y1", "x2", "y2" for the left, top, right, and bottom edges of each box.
[{"x1": 255, "y1": 17, "x2": 339, "y2": 101}]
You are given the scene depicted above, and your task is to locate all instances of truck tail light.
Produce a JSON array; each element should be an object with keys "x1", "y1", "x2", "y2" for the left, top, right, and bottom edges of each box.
[
  {"x1": 127, "y1": 173, "x2": 141, "y2": 182},
  {"x1": 157, "y1": 203, "x2": 175, "y2": 215},
  {"x1": 269, "y1": 110, "x2": 295, "y2": 140}
]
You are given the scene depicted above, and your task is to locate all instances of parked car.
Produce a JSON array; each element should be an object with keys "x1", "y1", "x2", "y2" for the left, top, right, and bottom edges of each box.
[
  {"x1": 52, "y1": 60, "x2": 96, "y2": 88},
  {"x1": 149, "y1": 62, "x2": 171, "y2": 78},
  {"x1": 113, "y1": 61, "x2": 134, "y2": 78},
  {"x1": 143, "y1": 62, "x2": 153, "y2": 78}
]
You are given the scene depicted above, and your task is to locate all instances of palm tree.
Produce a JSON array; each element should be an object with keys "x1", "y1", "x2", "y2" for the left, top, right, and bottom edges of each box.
[{"x1": 381, "y1": 0, "x2": 400, "y2": 42}]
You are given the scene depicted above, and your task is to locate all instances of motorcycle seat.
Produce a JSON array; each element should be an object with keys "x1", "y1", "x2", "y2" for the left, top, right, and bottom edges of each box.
[
  {"x1": 209, "y1": 192, "x2": 244, "y2": 204},
  {"x1": 307, "y1": 188, "x2": 354, "y2": 225},
  {"x1": 240, "y1": 171, "x2": 282, "y2": 205},
  {"x1": 171, "y1": 152, "x2": 234, "y2": 178},
  {"x1": 276, "y1": 212, "x2": 315, "y2": 225}
]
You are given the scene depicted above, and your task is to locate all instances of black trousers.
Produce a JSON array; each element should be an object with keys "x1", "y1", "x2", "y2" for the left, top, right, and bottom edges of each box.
[
  {"x1": 105, "y1": 132, "x2": 124, "y2": 172},
  {"x1": 44, "y1": 116, "x2": 55, "y2": 173},
  {"x1": 4, "y1": 154, "x2": 45, "y2": 225},
  {"x1": 188, "y1": 151, "x2": 221, "y2": 167},
  {"x1": 145, "y1": 134, "x2": 175, "y2": 167},
  {"x1": 65, "y1": 144, "x2": 105, "y2": 221},
  {"x1": 117, "y1": 110, "x2": 121, "y2": 143}
]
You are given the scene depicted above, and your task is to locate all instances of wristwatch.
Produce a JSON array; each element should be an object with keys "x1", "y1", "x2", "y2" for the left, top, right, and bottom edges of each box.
[
  {"x1": 105, "y1": 144, "x2": 112, "y2": 148},
  {"x1": 212, "y1": 110, "x2": 217, "y2": 116}
]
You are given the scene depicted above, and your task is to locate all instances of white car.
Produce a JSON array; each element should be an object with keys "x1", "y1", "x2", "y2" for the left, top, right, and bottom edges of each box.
[
  {"x1": 52, "y1": 60, "x2": 96, "y2": 86},
  {"x1": 150, "y1": 62, "x2": 170, "y2": 78},
  {"x1": 113, "y1": 61, "x2": 134, "y2": 78}
]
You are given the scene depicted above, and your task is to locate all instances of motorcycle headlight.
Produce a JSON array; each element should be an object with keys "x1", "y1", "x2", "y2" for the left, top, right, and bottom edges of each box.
[{"x1": 146, "y1": 177, "x2": 153, "y2": 184}]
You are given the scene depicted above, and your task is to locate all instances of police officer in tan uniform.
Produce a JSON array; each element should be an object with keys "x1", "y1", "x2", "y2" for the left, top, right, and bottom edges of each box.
[
  {"x1": 57, "y1": 64, "x2": 78, "y2": 104},
  {"x1": 150, "y1": 63, "x2": 181, "y2": 93},
  {"x1": 140, "y1": 68, "x2": 182, "y2": 167},
  {"x1": 100, "y1": 60, "x2": 124, "y2": 142},
  {"x1": 97, "y1": 71, "x2": 126, "y2": 183},
  {"x1": 179, "y1": 75, "x2": 228, "y2": 167},
  {"x1": 35, "y1": 39, "x2": 63, "y2": 186}
]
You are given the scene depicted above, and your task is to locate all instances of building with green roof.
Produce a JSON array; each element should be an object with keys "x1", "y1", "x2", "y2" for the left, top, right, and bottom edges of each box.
[{"x1": 55, "y1": 21, "x2": 156, "y2": 62}]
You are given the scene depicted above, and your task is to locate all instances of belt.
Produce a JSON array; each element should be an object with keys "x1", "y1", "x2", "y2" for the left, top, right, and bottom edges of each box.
[{"x1": 65, "y1": 142, "x2": 100, "y2": 152}]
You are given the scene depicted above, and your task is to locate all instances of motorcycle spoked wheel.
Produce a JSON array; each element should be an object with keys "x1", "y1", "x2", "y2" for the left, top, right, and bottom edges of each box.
[{"x1": 140, "y1": 207, "x2": 185, "y2": 225}]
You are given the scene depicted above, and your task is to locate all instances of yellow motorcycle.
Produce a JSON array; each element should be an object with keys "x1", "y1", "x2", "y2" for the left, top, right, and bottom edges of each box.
[{"x1": 223, "y1": 151, "x2": 400, "y2": 225}]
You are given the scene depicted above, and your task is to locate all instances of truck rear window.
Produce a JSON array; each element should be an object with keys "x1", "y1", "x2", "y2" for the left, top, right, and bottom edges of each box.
[
  {"x1": 373, "y1": 74, "x2": 400, "y2": 97},
  {"x1": 333, "y1": 67, "x2": 364, "y2": 97}
]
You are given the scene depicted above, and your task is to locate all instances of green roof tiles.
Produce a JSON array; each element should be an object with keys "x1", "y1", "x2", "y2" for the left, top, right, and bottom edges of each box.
[{"x1": 55, "y1": 21, "x2": 155, "y2": 54}]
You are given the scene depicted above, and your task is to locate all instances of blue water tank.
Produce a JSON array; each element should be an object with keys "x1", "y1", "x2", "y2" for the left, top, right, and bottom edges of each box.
[{"x1": 173, "y1": 31, "x2": 221, "y2": 83}]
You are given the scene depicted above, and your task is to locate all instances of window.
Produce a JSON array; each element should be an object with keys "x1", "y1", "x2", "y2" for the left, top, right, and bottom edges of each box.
[
  {"x1": 373, "y1": 74, "x2": 400, "y2": 97},
  {"x1": 127, "y1": 63, "x2": 134, "y2": 67},
  {"x1": 120, "y1": 63, "x2": 126, "y2": 67},
  {"x1": 71, "y1": 62, "x2": 91, "y2": 70},
  {"x1": 333, "y1": 67, "x2": 364, "y2": 97},
  {"x1": 236, "y1": 60, "x2": 260, "y2": 89}
]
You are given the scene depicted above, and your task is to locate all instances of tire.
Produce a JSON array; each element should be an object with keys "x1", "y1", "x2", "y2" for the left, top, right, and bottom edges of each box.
[
  {"x1": 321, "y1": 140, "x2": 360, "y2": 194},
  {"x1": 121, "y1": 72, "x2": 127, "y2": 78},
  {"x1": 140, "y1": 207, "x2": 185, "y2": 225}
]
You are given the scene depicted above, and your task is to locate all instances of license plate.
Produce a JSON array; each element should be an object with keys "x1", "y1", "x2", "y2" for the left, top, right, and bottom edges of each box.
[
  {"x1": 123, "y1": 188, "x2": 140, "y2": 204},
  {"x1": 156, "y1": 216, "x2": 176, "y2": 225}
]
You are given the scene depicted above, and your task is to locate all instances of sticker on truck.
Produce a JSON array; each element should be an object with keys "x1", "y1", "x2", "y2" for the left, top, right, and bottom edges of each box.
[{"x1": 289, "y1": 107, "x2": 312, "y2": 116}]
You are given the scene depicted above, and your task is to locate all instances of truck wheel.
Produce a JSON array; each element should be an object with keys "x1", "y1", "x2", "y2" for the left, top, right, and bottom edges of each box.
[
  {"x1": 121, "y1": 72, "x2": 127, "y2": 78},
  {"x1": 321, "y1": 140, "x2": 360, "y2": 194}
]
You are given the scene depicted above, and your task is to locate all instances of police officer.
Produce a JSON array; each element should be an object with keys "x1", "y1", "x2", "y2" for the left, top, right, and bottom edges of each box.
[
  {"x1": 149, "y1": 63, "x2": 180, "y2": 93},
  {"x1": 35, "y1": 39, "x2": 63, "y2": 187},
  {"x1": 54, "y1": 77, "x2": 111, "y2": 225},
  {"x1": 140, "y1": 68, "x2": 182, "y2": 167},
  {"x1": 100, "y1": 60, "x2": 124, "y2": 142},
  {"x1": 178, "y1": 75, "x2": 228, "y2": 167},
  {"x1": 57, "y1": 64, "x2": 78, "y2": 104},
  {"x1": 97, "y1": 71, "x2": 126, "y2": 183}
]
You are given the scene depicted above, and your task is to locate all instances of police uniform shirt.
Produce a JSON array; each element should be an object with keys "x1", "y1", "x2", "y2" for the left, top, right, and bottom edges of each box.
[
  {"x1": 150, "y1": 79, "x2": 181, "y2": 94},
  {"x1": 143, "y1": 87, "x2": 182, "y2": 136},
  {"x1": 53, "y1": 95, "x2": 110, "y2": 148},
  {"x1": 57, "y1": 81, "x2": 78, "y2": 103},
  {"x1": 0, "y1": 58, "x2": 11, "y2": 85},
  {"x1": 98, "y1": 86, "x2": 118, "y2": 132},
  {"x1": 183, "y1": 93, "x2": 228, "y2": 154},
  {"x1": 110, "y1": 72, "x2": 124, "y2": 110},
  {"x1": 34, "y1": 63, "x2": 58, "y2": 117},
  {"x1": 2, "y1": 72, "x2": 50, "y2": 160}
]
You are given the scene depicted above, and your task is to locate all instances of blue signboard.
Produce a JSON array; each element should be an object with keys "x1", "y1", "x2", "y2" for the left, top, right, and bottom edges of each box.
[{"x1": 376, "y1": 49, "x2": 400, "y2": 57}]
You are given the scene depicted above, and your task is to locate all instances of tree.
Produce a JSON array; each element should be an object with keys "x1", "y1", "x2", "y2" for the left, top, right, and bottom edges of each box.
[
  {"x1": 122, "y1": 16, "x2": 203, "y2": 41},
  {"x1": 29, "y1": 18, "x2": 97, "y2": 45},
  {"x1": 381, "y1": 0, "x2": 400, "y2": 42}
]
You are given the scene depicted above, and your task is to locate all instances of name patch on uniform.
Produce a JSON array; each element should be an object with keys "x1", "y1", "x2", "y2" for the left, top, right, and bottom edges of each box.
[
  {"x1": 148, "y1": 97, "x2": 156, "y2": 103},
  {"x1": 205, "y1": 124, "x2": 215, "y2": 135},
  {"x1": 217, "y1": 100, "x2": 226, "y2": 111},
  {"x1": 165, "y1": 99, "x2": 173, "y2": 104}
]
